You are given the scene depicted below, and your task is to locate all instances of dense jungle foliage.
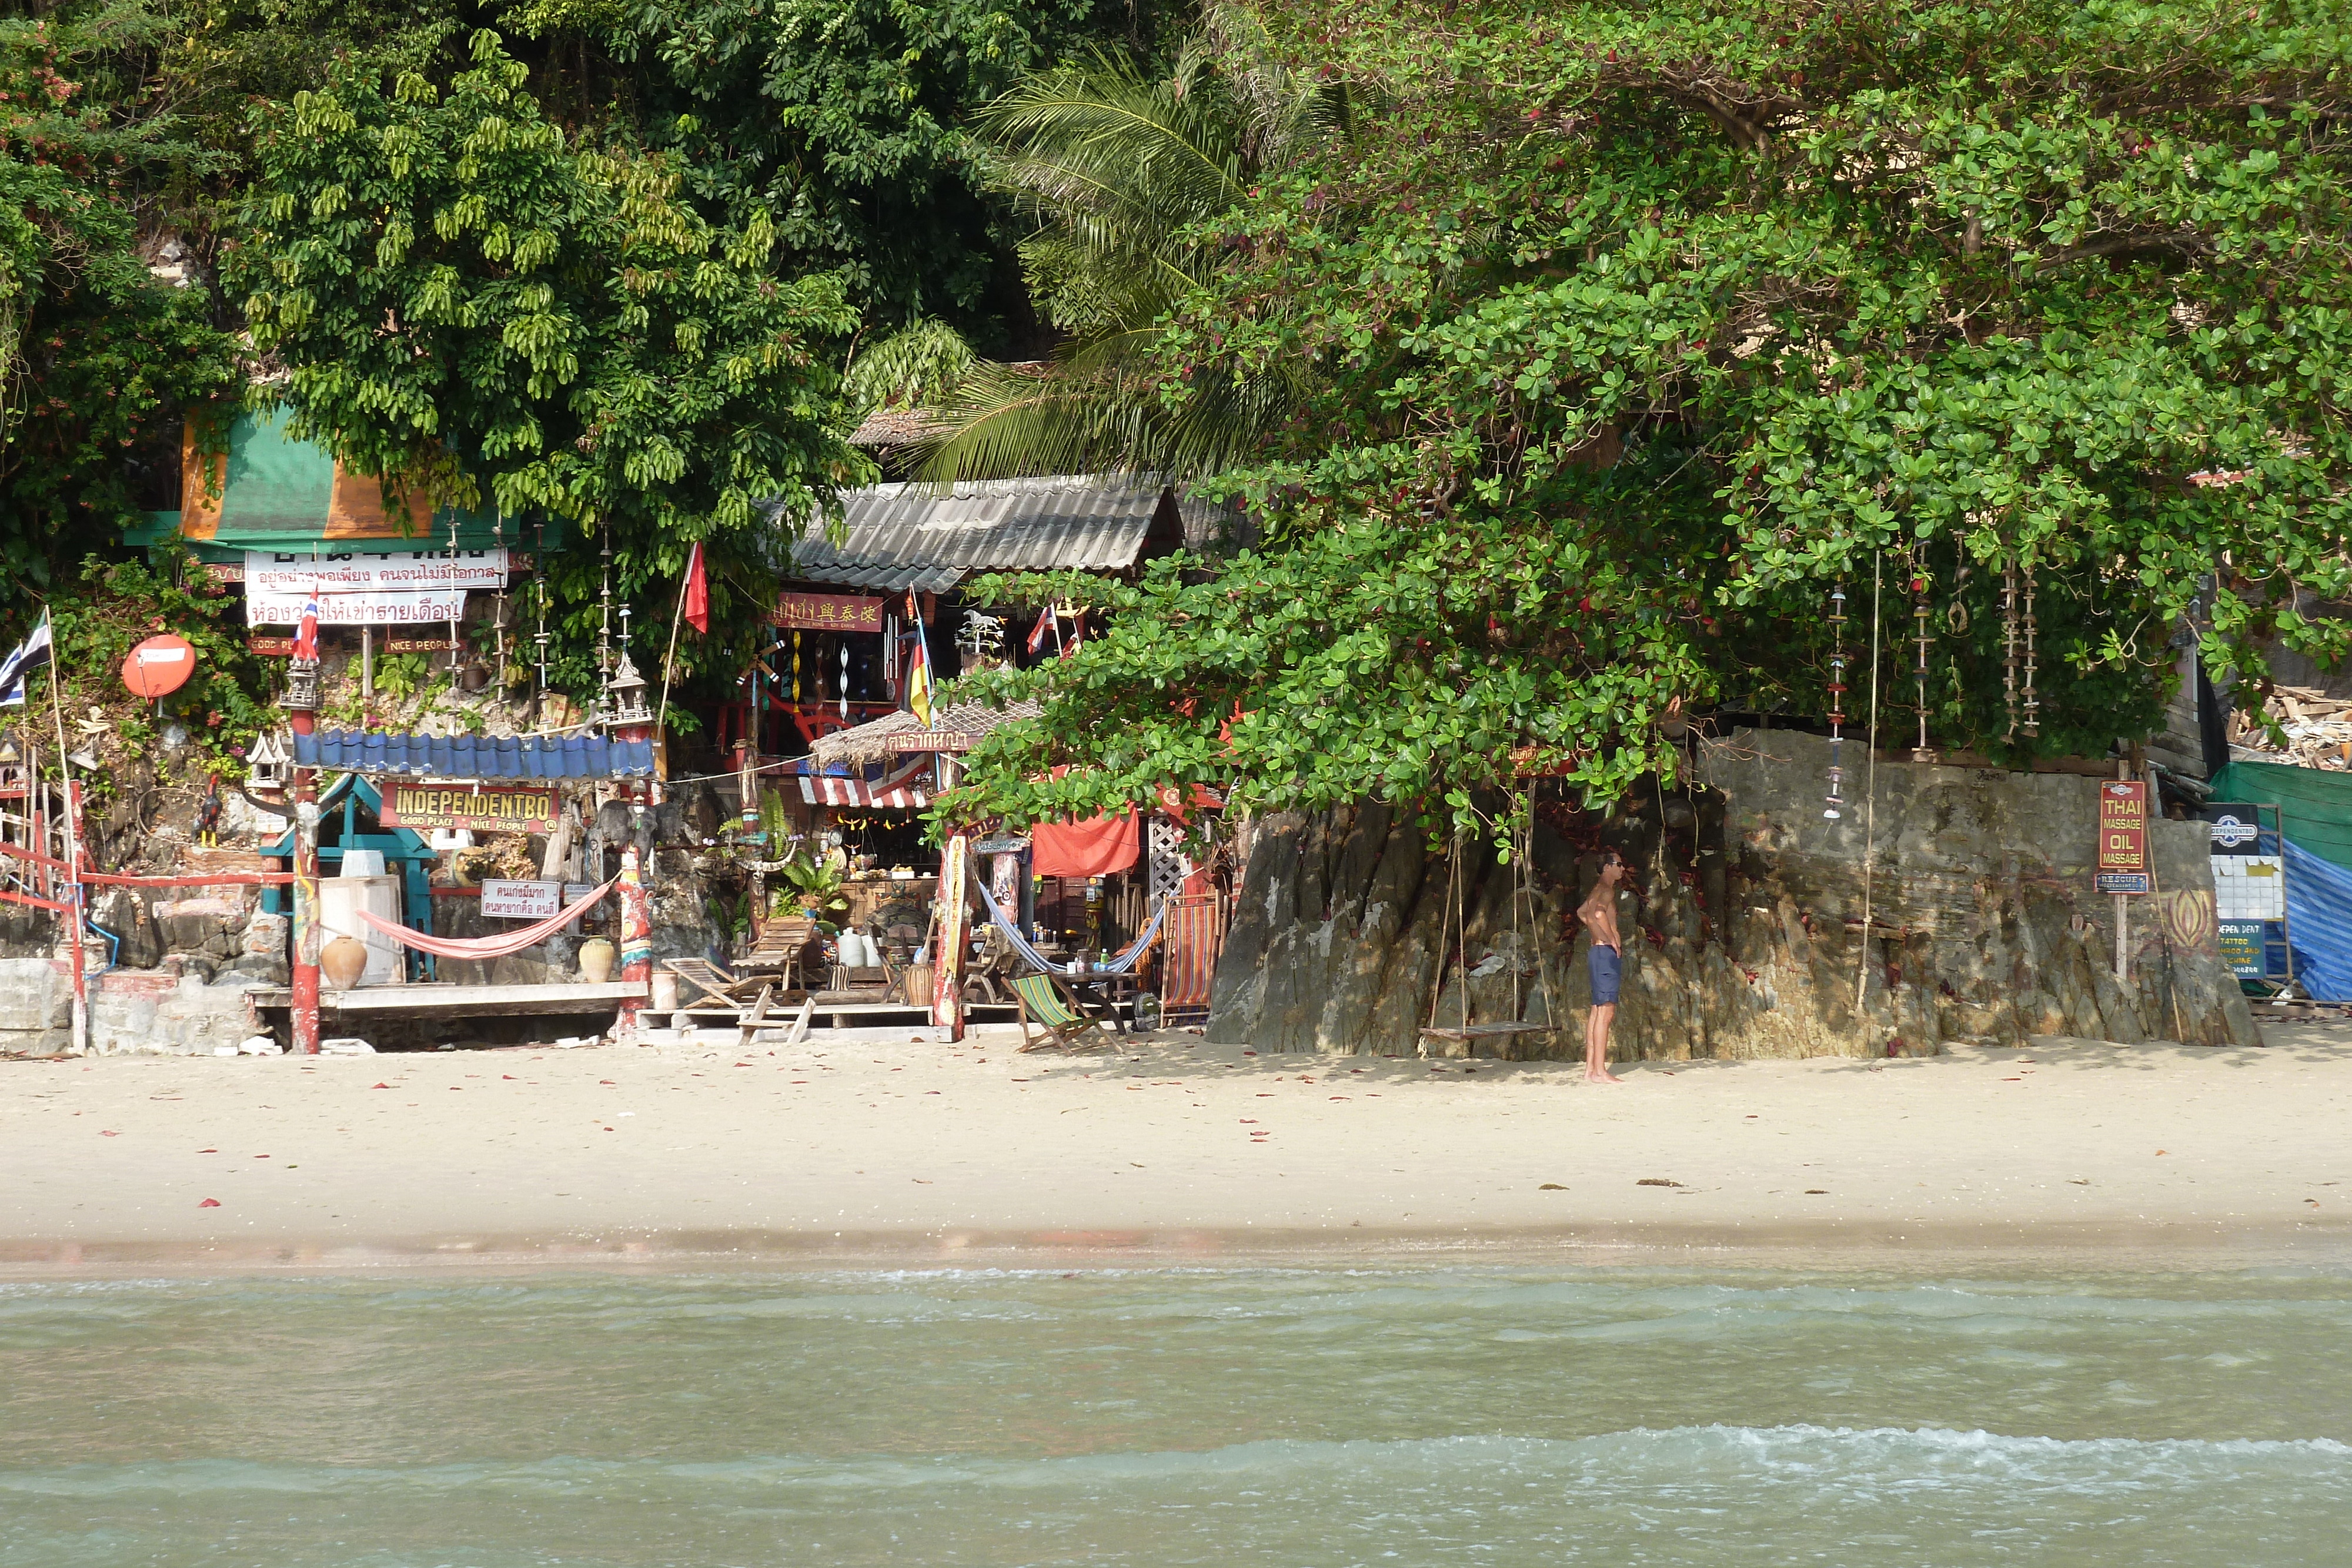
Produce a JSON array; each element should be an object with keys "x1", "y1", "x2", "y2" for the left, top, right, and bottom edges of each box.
[
  {"x1": 6, "y1": 0, "x2": 2350, "y2": 831},
  {"x1": 945, "y1": 0, "x2": 2352, "y2": 833}
]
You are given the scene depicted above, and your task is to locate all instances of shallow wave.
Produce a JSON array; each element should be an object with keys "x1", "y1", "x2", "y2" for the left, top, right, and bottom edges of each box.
[{"x1": 6, "y1": 1425, "x2": 2346, "y2": 1501}]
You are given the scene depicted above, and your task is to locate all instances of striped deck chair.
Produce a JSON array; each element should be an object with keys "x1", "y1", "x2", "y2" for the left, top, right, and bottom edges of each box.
[
  {"x1": 1157, "y1": 895, "x2": 1224, "y2": 1027},
  {"x1": 1008, "y1": 971, "x2": 1115, "y2": 1053}
]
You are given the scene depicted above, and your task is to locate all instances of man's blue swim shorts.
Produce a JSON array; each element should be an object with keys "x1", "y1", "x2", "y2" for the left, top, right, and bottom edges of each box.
[{"x1": 1588, "y1": 942, "x2": 1622, "y2": 1006}]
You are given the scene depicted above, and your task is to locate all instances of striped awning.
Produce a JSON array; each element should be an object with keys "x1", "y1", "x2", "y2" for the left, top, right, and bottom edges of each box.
[{"x1": 794, "y1": 755, "x2": 934, "y2": 809}]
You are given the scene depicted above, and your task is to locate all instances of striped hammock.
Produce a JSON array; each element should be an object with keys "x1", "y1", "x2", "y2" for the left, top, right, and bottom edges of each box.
[
  {"x1": 353, "y1": 878, "x2": 616, "y2": 961},
  {"x1": 974, "y1": 880, "x2": 1170, "y2": 976}
]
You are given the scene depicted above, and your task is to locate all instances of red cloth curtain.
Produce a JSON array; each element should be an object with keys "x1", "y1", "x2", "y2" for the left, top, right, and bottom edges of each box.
[{"x1": 1031, "y1": 811, "x2": 1138, "y2": 878}]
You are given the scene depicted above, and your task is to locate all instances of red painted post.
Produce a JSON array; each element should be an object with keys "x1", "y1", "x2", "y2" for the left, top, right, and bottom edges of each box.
[
  {"x1": 288, "y1": 707, "x2": 321, "y2": 1057},
  {"x1": 616, "y1": 842, "x2": 652, "y2": 1036},
  {"x1": 65, "y1": 778, "x2": 88, "y2": 1055}
]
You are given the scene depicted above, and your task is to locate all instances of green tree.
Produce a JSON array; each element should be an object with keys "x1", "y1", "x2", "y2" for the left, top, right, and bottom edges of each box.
[
  {"x1": 0, "y1": 9, "x2": 239, "y2": 598},
  {"x1": 901, "y1": 5, "x2": 1348, "y2": 480},
  {"x1": 230, "y1": 28, "x2": 873, "y2": 694},
  {"x1": 947, "y1": 0, "x2": 2352, "y2": 834},
  {"x1": 522, "y1": 0, "x2": 1166, "y2": 341}
]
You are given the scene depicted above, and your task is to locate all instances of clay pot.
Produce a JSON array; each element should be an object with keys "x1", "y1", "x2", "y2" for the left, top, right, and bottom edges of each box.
[
  {"x1": 321, "y1": 935, "x2": 369, "y2": 991},
  {"x1": 649, "y1": 971, "x2": 680, "y2": 1011},
  {"x1": 577, "y1": 937, "x2": 617, "y2": 983}
]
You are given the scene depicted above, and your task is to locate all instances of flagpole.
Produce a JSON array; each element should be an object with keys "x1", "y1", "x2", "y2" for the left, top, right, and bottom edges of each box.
[
  {"x1": 655, "y1": 544, "x2": 693, "y2": 740},
  {"x1": 36, "y1": 610, "x2": 87, "y2": 1054}
]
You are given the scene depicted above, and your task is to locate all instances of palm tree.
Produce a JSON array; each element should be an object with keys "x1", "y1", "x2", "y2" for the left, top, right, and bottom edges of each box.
[{"x1": 851, "y1": 6, "x2": 1347, "y2": 484}]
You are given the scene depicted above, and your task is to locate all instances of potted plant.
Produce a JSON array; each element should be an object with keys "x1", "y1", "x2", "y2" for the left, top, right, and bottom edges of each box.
[{"x1": 778, "y1": 851, "x2": 850, "y2": 921}]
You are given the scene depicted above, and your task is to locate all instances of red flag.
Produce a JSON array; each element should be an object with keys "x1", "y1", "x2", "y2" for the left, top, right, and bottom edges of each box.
[
  {"x1": 1027, "y1": 605, "x2": 1054, "y2": 655},
  {"x1": 682, "y1": 541, "x2": 709, "y2": 634},
  {"x1": 1059, "y1": 609, "x2": 1085, "y2": 657}
]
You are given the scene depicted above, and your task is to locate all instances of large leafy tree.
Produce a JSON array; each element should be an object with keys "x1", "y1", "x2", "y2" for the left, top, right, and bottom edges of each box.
[
  {"x1": 522, "y1": 0, "x2": 1170, "y2": 342},
  {"x1": 230, "y1": 29, "x2": 873, "y2": 691},
  {"x1": 0, "y1": 8, "x2": 239, "y2": 596},
  {"x1": 949, "y1": 0, "x2": 2352, "y2": 833}
]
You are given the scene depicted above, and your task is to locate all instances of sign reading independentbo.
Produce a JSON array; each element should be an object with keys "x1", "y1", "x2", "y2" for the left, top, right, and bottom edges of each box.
[
  {"x1": 773, "y1": 592, "x2": 884, "y2": 631},
  {"x1": 2096, "y1": 779, "x2": 2149, "y2": 875},
  {"x1": 376, "y1": 784, "x2": 560, "y2": 834},
  {"x1": 479, "y1": 879, "x2": 562, "y2": 920}
]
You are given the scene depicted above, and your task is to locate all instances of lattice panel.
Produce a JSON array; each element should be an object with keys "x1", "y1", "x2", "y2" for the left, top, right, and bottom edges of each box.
[{"x1": 1148, "y1": 817, "x2": 1194, "y2": 902}]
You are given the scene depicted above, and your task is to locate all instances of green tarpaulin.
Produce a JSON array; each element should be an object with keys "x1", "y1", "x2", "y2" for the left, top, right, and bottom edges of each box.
[{"x1": 2209, "y1": 760, "x2": 2352, "y2": 872}]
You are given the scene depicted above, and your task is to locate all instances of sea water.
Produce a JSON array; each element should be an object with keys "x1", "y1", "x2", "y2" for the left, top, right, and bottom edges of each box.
[{"x1": 4, "y1": 1265, "x2": 2349, "y2": 1566}]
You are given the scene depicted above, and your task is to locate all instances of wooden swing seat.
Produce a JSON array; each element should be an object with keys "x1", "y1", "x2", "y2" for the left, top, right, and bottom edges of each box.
[{"x1": 1416, "y1": 1021, "x2": 1555, "y2": 1057}]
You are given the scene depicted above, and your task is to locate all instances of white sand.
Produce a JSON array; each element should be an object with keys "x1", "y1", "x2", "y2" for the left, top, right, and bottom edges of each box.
[{"x1": 6, "y1": 1025, "x2": 2351, "y2": 1271}]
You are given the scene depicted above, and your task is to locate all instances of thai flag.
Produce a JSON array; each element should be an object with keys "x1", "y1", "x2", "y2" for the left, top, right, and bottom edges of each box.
[
  {"x1": 292, "y1": 588, "x2": 321, "y2": 661},
  {"x1": 1027, "y1": 605, "x2": 1055, "y2": 656},
  {"x1": 0, "y1": 609, "x2": 52, "y2": 707}
]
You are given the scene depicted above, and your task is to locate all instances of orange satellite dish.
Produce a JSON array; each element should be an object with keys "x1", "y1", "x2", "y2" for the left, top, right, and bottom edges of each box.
[{"x1": 122, "y1": 634, "x2": 198, "y2": 698}]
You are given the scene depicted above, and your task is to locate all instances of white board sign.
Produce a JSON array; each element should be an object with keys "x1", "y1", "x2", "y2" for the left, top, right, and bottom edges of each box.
[
  {"x1": 246, "y1": 587, "x2": 469, "y2": 626},
  {"x1": 245, "y1": 549, "x2": 510, "y2": 594},
  {"x1": 479, "y1": 879, "x2": 561, "y2": 920}
]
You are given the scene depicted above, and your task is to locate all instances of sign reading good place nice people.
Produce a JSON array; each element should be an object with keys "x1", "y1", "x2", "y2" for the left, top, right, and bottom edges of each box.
[{"x1": 376, "y1": 783, "x2": 559, "y2": 834}]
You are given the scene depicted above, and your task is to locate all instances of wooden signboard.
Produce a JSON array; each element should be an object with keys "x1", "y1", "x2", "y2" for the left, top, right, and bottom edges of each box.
[
  {"x1": 2097, "y1": 780, "x2": 2148, "y2": 875},
  {"x1": 376, "y1": 783, "x2": 560, "y2": 834},
  {"x1": 250, "y1": 634, "x2": 298, "y2": 657},
  {"x1": 773, "y1": 591, "x2": 884, "y2": 631},
  {"x1": 887, "y1": 731, "x2": 981, "y2": 753}
]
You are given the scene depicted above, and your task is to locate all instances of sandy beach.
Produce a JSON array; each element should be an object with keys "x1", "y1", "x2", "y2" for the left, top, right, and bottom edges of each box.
[{"x1": 6, "y1": 1025, "x2": 2351, "y2": 1272}]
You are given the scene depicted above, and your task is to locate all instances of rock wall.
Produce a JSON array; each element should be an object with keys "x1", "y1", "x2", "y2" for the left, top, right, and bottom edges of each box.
[{"x1": 1206, "y1": 730, "x2": 2260, "y2": 1058}]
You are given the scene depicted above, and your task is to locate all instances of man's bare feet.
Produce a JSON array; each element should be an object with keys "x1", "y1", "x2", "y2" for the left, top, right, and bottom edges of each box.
[{"x1": 1585, "y1": 1069, "x2": 1622, "y2": 1084}]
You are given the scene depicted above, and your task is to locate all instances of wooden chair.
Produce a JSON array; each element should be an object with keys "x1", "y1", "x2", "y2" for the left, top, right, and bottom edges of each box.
[
  {"x1": 660, "y1": 959, "x2": 778, "y2": 1047},
  {"x1": 741, "y1": 915, "x2": 816, "y2": 989},
  {"x1": 1009, "y1": 971, "x2": 1116, "y2": 1053}
]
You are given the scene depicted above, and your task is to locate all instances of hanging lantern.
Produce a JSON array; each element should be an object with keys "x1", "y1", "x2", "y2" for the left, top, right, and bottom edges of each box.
[
  {"x1": 838, "y1": 642, "x2": 850, "y2": 719},
  {"x1": 1824, "y1": 580, "x2": 1848, "y2": 820}
]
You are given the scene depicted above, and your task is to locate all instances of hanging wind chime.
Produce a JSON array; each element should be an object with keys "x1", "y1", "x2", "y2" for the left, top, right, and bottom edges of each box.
[
  {"x1": 490, "y1": 515, "x2": 509, "y2": 688},
  {"x1": 1909, "y1": 547, "x2": 1937, "y2": 763},
  {"x1": 532, "y1": 521, "x2": 550, "y2": 725},
  {"x1": 791, "y1": 628, "x2": 803, "y2": 704},
  {"x1": 2020, "y1": 562, "x2": 2040, "y2": 738},
  {"x1": 838, "y1": 642, "x2": 851, "y2": 720},
  {"x1": 2002, "y1": 563, "x2": 2020, "y2": 741},
  {"x1": 1825, "y1": 580, "x2": 1849, "y2": 820},
  {"x1": 446, "y1": 500, "x2": 465, "y2": 674}
]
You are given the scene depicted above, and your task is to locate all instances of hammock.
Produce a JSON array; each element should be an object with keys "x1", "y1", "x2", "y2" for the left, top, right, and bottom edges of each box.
[
  {"x1": 353, "y1": 878, "x2": 616, "y2": 962},
  {"x1": 974, "y1": 880, "x2": 1170, "y2": 975}
]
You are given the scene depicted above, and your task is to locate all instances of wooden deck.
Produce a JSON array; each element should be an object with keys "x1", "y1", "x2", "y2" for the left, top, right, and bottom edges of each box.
[{"x1": 248, "y1": 982, "x2": 647, "y2": 1018}]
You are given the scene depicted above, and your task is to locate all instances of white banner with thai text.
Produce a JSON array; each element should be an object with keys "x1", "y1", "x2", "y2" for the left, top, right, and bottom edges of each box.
[
  {"x1": 246, "y1": 588, "x2": 469, "y2": 626},
  {"x1": 244, "y1": 548, "x2": 510, "y2": 595}
]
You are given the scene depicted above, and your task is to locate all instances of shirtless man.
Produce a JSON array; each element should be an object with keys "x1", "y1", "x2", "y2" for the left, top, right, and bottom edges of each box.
[{"x1": 1575, "y1": 850, "x2": 1628, "y2": 1083}]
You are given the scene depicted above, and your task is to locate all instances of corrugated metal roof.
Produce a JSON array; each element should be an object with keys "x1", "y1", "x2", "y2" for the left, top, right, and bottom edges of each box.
[{"x1": 790, "y1": 476, "x2": 1171, "y2": 591}]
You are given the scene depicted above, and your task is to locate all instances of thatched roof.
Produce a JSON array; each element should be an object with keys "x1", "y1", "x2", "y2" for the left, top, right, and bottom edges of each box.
[{"x1": 808, "y1": 698, "x2": 1043, "y2": 769}]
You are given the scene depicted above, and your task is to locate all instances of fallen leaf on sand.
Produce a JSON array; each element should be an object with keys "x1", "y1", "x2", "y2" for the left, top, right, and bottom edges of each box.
[
  {"x1": 197, "y1": 1148, "x2": 216, "y2": 1154},
  {"x1": 1805, "y1": 1189, "x2": 1828, "y2": 1195},
  {"x1": 99, "y1": 1130, "x2": 118, "y2": 1137},
  {"x1": 1638, "y1": 1178, "x2": 1683, "y2": 1188},
  {"x1": 2156, "y1": 1149, "x2": 2169, "y2": 1155},
  {"x1": 503, "y1": 1075, "x2": 518, "y2": 1080},
  {"x1": 371, "y1": 1082, "x2": 392, "y2": 1089},
  {"x1": 913, "y1": 1179, "x2": 933, "y2": 1184},
  {"x1": 1538, "y1": 1183, "x2": 1567, "y2": 1191},
  {"x1": 198, "y1": 1198, "x2": 221, "y2": 1208}
]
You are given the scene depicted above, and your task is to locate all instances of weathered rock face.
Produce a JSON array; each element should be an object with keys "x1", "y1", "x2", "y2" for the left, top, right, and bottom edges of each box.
[{"x1": 1207, "y1": 730, "x2": 2259, "y2": 1058}]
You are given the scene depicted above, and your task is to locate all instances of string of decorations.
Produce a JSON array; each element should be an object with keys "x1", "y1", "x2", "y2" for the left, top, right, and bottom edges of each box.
[
  {"x1": 2003, "y1": 562, "x2": 2020, "y2": 740},
  {"x1": 1825, "y1": 580, "x2": 1848, "y2": 821},
  {"x1": 532, "y1": 521, "x2": 550, "y2": 723},
  {"x1": 2020, "y1": 562, "x2": 2040, "y2": 738},
  {"x1": 1909, "y1": 546, "x2": 1937, "y2": 763}
]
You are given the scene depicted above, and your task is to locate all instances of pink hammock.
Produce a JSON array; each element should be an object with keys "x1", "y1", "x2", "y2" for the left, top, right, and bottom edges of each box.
[{"x1": 353, "y1": 878, "x2": 616, "y2": 961}]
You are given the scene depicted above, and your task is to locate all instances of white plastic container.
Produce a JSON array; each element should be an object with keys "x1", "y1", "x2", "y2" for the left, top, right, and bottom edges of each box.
[
  {"x1": 319, "y1": 875, "x2": 403, "y2": 986},
  {"x1": 339, "y1": 848, "x2": 387, "y2": 878}
]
